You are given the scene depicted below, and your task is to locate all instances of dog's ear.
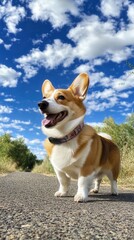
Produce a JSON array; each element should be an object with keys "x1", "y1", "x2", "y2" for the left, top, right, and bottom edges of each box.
[
  {"x1": 42, "y1": 80, "x2": 55, "y2": 96},
  {"x1": 69, "y1": 73, "x2": 89, "y2": 100}
]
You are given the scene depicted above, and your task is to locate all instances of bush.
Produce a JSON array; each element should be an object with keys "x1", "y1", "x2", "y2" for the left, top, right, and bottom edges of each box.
[
  {"x1": 33, "y1": 156, "x2": 54, "y2": 174},
  {"x1": 0, "y1": 134, "x2": 37, "y2": 172},
  {"x1": 98, "y1": 115, "x2": 134, "y2": 149}
]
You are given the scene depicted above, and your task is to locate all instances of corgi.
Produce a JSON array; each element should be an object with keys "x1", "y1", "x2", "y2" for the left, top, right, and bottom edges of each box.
[{"x1": 38, "y1": 73, "x2": 120, "y2": 202}]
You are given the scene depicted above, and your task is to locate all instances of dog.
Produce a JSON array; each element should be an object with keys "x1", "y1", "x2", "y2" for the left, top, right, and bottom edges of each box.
[{"x1": 38, "y1": 73, "x2": 120, "y2": 202}]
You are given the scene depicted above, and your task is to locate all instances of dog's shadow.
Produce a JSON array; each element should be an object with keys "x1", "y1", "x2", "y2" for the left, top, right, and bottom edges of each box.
[
  {"x1": 61, "y1": 192, "x2": 134, "y2": 203},
  {"x1": 89, "y1": 191, "x2": 134, "y2": 203}
]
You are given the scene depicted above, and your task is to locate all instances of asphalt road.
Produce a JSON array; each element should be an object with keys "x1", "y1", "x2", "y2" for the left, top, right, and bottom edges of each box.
[{"x1": 0, "y1": 172, "x2": 134, "y2": 240}]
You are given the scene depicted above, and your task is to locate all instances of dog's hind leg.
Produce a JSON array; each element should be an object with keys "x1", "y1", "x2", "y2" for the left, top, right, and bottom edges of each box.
[
  {"x1": 106, "y1": 170, "x2": 118, "y2": 195},
  {"x1": 90, "y1": 178, "x2": 102, "y2": 193}
]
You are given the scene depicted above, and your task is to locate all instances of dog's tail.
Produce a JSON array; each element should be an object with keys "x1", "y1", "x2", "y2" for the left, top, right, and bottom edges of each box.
[{"x1": 98, "y1": 132, "x2": 112, "y2": 140}]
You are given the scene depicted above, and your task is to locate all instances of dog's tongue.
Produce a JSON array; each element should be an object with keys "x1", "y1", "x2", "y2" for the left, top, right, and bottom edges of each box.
[
  {"x1": 42, "y1": 111, "x2": 67, "y2": 128},
  {"x1": 42, "y1": 114, "x2": 57, "y2": 127}
]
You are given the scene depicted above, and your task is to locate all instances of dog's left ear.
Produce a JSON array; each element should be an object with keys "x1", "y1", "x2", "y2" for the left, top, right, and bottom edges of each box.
[{"x1": 69, "y1": 73, "x2": 89, "y2": 100}]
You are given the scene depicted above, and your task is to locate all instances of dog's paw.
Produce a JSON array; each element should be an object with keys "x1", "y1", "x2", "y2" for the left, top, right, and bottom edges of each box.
[
  {"x1": 90, "y1": 188, "x2": 98, "y2": 194},
  {"x1": 111, "y1": 192, "x2": 118, "y2": 196},
  {"x1": 54, "y1": 191, "x2": 67, "y2": 197},
  {"x1": 74, "y1": 193, "x2": 88, "y2": 203}
]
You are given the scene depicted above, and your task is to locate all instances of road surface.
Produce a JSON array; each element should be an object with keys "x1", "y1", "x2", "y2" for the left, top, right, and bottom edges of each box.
[{"x1": 0, "y1": 172, "x2": 134, "y2": 240}]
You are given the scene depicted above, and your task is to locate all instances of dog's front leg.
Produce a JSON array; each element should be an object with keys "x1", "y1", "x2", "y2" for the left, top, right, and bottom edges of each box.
[
  {"x1": 54, "y1": 169, "x2": 70, "y2": 197},
  {"x1": 74, "y1": 174, "x2": 94, "y2": 202}
]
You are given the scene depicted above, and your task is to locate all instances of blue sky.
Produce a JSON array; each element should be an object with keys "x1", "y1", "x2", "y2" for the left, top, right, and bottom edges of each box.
[{"x1": 0, "y1": 0, "x2": 134, "y2": 159}]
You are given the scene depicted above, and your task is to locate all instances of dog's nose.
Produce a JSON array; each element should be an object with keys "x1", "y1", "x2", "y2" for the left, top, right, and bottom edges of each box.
[{"x1": 38, "y1": 100, "x2": 49, "y2": 111}]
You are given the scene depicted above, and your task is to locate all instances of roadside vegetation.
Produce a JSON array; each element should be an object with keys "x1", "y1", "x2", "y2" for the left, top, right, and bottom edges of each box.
[
  {"x1": 0, "y1": 114, "x2": 134, "y2": 187},
  {"x1": 0, "y1": 134, "x2": 40, "y2": 173}
]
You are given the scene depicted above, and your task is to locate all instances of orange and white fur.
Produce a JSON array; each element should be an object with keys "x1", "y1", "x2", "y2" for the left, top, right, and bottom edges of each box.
[{"x1": 38, "y1": 73, "x2": 120, "y2": 202}]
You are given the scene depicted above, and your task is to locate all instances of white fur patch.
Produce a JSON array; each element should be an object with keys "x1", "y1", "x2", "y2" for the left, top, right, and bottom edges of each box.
[
  {"x1": 98, "y1": 132, "x2": 112, "y2": 140},
  {"x1": 51, "y1": 138, "x2": 93, "y2": 180},
  {"x1": 74, "y1": 173, "x2": 95, "y2": 202}
]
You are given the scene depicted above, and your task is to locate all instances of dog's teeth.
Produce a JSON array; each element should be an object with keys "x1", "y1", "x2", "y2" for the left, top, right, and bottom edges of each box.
[{"x1": 57, "y1": 113, "x2": 62, "y2": 119}]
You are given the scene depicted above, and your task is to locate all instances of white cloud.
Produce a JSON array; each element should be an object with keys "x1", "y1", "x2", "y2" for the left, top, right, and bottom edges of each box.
[
  {"x1": 112, "y1": 70, "x2": 134, "y2": 91},
  {"x1": 84, "y1": 68, "x2": 134, "y2": 115},
  {"x1": 0, "y1": 38, "x2": 3, "y2": 44},
  {"x1": 16, "y1": 39, "x2": 74, "y2": 79},
  {"x1": 4, "y1": 44, "x2": 12, "y2": 50},
  {"x1": 0, "y1": 64, "x2": 21, "y2": 87},
  {"x1": 118, "y1": 92, "x2": 131, "y2": 98},
  {"x1": 3, "y1": 123, "x2": 24, "y2": 131},
  {"x1": 74, "y1": 63, "x2": 93, "y2": 74},
  {"x1": 0, "y1": 38, "x2": 12, "y2": 50},
  {"x1": 16, "y1": 12, "x2": 134, "y2": 79},
  {"x1": 89, "y1": 69, "x2": 134, "y2": 92},
  {"x1": 86, "y1": 122, "x2": 104, "y2": 128},
  {"x1": 74, "y1": 58, "x2": 104, "y2": 74},
  {"x1": 32, "y1": 39, "x2": 43, "y2": 45},
  {"x1": 100, "y1": 0, "x2": 124, "y2": 17},
  {"x1": 18, "y1": 107, "x2": 39, "y2": 113},
  {"x1": 86, "y1": 96, "x2": 119, "y2": 115},
  {"x1": 0, "y1": 105, "x2": 12, "y2": 114},
  {"x1": 68, "y1": 15, "x2": 134, "y2": 61},
  {"x1": 0, "y1": 1, "x2": 26, "y2": 34},
  {"x1": 28, "y1": 0, "x2": 81, "y2": 28},
  {"x1": 4, "y1": 98, "x2": 15, "y2": 102},
  {"x1": 127, "y1": 3, "x2": 134, "y2": 23},
  {"x1": 91, "y1": 88, "x2": 115, "y2": 100},
  {"x1": 108, "y1": 47, "x2": 134, "y2": 63},
  {"x1": 12, "y1": 120, "x2": 31, "y2": 125},
  {"x1": 0, "y1": 117, "x2": 10, "y2": 122}
]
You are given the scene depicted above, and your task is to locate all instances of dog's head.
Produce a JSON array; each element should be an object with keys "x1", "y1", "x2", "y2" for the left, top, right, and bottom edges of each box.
[{"x1": 38, "y1": 73, "x2": 89, "y2": 137}]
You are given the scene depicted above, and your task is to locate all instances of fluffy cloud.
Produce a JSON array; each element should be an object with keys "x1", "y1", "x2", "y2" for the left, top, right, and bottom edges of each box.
[
  {"x1": 0, "y1": 1, "x2": 26, "y2": 34},
  {"x1": 68, "y1": 15, "x2": 134, "y2": 61},
  {"x1": 4, "y1": 98, "x2": 15, "y2": 102},
  {"x1": 0, "y1": 38, "x2": 3, "y2": 44},
  {"x1": 84, "y1": 69, "x2": 134, "y2": 115},
  {"x1": 28, "y1": 0, "x2": 81, "y2": 28},
  {"x1": 16, "y1": 10, "x2": 134, "y2": 79},
  {"x1": 108, "y1": 47, "x2": 134, "y2": 63},
  {"x1": 0, "y1": 119, "x2": 31, "y2": 134},
  {"x1": 0, "y1": 117, "x2": 10, "y2": 122},
  {"x1": 0, "y1": 38, "x2": 12, "y2": 49},
  {"x1": 100, "y1": 0, "x2": 125, "y2": 17},
  {"x1": 0, "y1": 105, "x2": 12, "y2": 114},
  {"x1": 127, "y1": 3, "x2": 134, "y2": 23},
  {"x1": 89, "y1": 69, "x2": 134, "y2": 91},
  {"x1": 0, "y1": 64, "x2": 21, "y2": 87},
  {"x1": 74, "y1": 64, "x2": 94, "y2": 74},
  {"x1": 16, "y1": 39, "x2": 74, "y2": 79}
]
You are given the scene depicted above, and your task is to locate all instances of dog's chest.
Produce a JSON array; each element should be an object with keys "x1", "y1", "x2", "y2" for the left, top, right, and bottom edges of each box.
[{"x1": 50, "y1": 138, "x2": 93, "y2": 179}]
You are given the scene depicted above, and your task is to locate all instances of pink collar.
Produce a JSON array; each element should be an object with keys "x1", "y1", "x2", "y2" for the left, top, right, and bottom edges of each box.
[{"x1": 48, "y1": 122, "x2": 84, "y2": 144}]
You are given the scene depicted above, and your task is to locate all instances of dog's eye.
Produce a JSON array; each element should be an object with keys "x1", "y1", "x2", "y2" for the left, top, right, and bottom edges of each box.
[
  {"x1": 43, "y1": 96, "x2": 46, "y2": 99},
  {"x1": 57, "y1": 95, "x2": 65, "y2": 100}
]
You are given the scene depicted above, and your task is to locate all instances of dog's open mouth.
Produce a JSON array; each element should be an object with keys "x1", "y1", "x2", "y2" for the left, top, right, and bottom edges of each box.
[{"x1": 42, "y1": 111, "x2": 68, "y2": 128}]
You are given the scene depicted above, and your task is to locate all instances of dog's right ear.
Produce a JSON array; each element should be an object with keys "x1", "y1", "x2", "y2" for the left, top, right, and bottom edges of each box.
[{"x1": 42, "y1": 80, "x2": 55, "y2": 97}]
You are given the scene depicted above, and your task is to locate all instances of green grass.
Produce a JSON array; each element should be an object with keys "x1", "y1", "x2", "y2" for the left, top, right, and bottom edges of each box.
[
  {"x1": 32, "y1": 156, "x2": 54, "y2": 174},
  {"x1": 0, "y1": 156, "x2": 16, "y2": 174},
  {"x1": 119, "y1": 146, "x2": 134, "y2": 186}
]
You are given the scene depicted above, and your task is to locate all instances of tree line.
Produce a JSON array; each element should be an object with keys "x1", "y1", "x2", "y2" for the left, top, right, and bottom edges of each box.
[{"x1": 0, "y1": 134, "x2": 41, "y2": 172}]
